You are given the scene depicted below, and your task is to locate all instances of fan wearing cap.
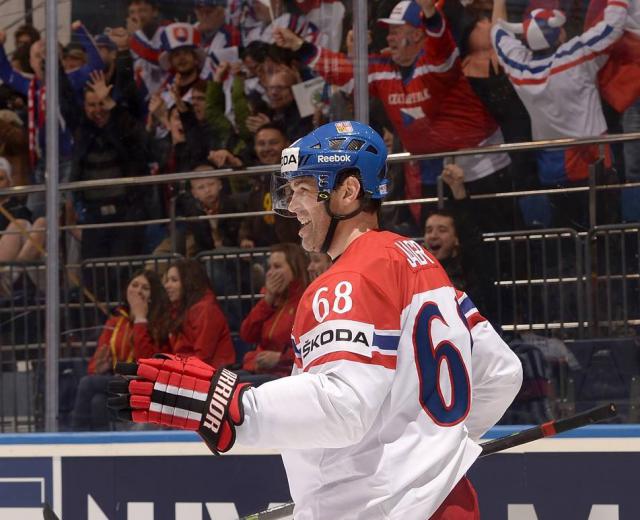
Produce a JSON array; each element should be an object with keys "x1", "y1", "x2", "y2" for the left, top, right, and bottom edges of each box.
[
  {"x1": 491, "y1": 0, "x2": 629, "y2": 184},
  {"x1": 158, "y1": 23, "x2": 207, "y2": 104},
  {"x1": 492, "y1": 0, "x2": 629, "y2": 134},
  {"x1": 273, "y1": 0, "x2": 512, "y2": 192}
]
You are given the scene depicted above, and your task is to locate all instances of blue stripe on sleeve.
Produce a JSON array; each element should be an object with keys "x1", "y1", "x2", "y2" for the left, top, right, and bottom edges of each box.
[
  {"x1": 459, "y1": 297, "x2": 476, "y2": 315},
  {"x1": 373, "y1": 333, "x2": 400, "y2": 351}
]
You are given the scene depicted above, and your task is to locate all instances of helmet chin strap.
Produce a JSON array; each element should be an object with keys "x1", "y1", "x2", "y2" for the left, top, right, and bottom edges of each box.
[{"x1": 319, "y1": 197, "x2": 364, "y2": 256}]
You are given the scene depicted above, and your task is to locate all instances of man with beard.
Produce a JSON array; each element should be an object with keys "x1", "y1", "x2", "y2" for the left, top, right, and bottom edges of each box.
[{"x1": 158, "y1": 23, "x2": 207, "y2": 106}]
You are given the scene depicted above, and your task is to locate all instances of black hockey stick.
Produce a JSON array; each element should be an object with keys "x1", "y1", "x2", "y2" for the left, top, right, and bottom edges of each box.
[
  {"x1": 43, "y1": 503, "x2": 61, "y2": 520},
  {"x1": 241, "y1": 403, "x2": 617, "y2": 520}
]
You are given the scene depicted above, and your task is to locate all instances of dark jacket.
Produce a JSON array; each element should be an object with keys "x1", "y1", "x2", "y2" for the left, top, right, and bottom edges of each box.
[
  {"x1": 174, "y1": 191, "x2": 241, "y2": 255},
  {"x1": 441, "y1": 197, "x2": 496, "y2": 322},
  {"x1": 71, "y1": 104, "x2": 148, "y2": 210}
]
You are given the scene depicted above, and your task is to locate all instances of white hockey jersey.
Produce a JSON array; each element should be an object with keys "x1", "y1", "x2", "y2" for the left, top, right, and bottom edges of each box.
[
  {"x1": 237, "y1": 230, "x2": 522, "y2": 520},
  {"x1": 491, "y1": 0, "x2": 629, "y2": 140}
]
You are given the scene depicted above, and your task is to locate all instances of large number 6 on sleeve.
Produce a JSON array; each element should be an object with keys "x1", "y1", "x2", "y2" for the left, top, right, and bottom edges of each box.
[
  {"x1": 312, "y1": 281, "x2": 354, "y2": 323},
  {"x1": 413, "y1": 301, "x2": 470, "y2": 426}
]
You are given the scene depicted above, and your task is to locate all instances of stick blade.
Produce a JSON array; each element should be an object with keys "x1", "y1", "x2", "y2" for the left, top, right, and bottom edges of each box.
[{"x1": 43, "y1": 503, "x2": 61, "y2": 520}]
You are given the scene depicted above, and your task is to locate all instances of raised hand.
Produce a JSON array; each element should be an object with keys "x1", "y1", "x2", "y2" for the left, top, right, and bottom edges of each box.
[
  {"x1": 170, "y1": 82, "x2": 188, "y2": 113},
  {"x1": 108, "y1": 27, "x2": 130, "y2": 51},
  {"x1": 71, "y1": 20, "x2": 83, "y2": 31},
  {"x1": 128, "y1": 290, "x2": 149, "y2": 322},
  {"x1": 213, "y1": 61, "x2": 231, "y2": 83},
  {"x1": 245, "y1": 112, "x2": 271, "y2": 133},
  {"x1": 440, "y1": 163, "x2": 467, "y2": 200},
  {"x1": 415, "y1": 0, "x2": 436, "y2": 18},
  {"x1": 88, "y1": 70, "x2": 114, "y2": 103},
  {"x1": 207, "y1": 149, "x2": 243, "y2": 168},
  {"x1": 273, "y1": 27, "x2": 304, "y2": 51},
  {"x1": 264, "y1": 270, "x2": 287, "y2": 305}
]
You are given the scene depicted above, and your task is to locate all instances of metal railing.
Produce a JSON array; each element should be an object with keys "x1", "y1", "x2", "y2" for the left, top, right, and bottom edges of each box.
[{"x1": 484, "y1": 229, "x2": 585, "y2": 337}]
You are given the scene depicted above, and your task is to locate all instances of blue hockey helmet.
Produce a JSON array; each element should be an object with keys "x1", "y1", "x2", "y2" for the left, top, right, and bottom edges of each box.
[{"x1": 272, "y1": 120, "x2": 389, "y2": 216}]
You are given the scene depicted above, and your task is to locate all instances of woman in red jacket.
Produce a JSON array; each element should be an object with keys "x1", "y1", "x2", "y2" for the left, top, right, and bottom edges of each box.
[
  {"x1": 72, "y1": 270, "x2": 171, "y2": 430},
  {"x1": 164, "y1": 258, "x2": 235, "y2": 368},
  {"x1": 239, "y1": 243, "x2": 309, "y2": 385}
]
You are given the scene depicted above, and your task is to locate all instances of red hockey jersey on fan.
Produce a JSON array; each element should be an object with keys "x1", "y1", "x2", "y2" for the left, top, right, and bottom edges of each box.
[
  {"x1": 302, "y1": 12, "x2": 499, "y2": 154},
  {"x1": 237, "y1": 230, "x2": 522, "y2": 519}
]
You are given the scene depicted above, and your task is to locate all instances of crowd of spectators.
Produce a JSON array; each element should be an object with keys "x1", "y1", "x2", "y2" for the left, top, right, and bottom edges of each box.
[{"x1": 0, "y1": 0, "x2": 639, "y2": 428}]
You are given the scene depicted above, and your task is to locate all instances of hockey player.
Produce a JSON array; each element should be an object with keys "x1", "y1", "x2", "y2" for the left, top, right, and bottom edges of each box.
[{"x1": 109, "y1": 121, "x2": 522, "y2": 519}]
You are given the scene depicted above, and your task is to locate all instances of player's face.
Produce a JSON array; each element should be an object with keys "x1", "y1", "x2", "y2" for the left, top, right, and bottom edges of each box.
[
  {"x1": 127, "y1": 275, "x2": 151, "y2": 304},
  {"x1": 307, "y1": 251, "x2": 331, "y2": 280},
  {"x1": 164, "y1": 267, "x2": 183, "y2": 303},
  {"x1": 287, "y1": 177, "x2": 331, "y2": 253},
  {"x1": 424, "y1": 214, "x2": 459, "y2": 261}
]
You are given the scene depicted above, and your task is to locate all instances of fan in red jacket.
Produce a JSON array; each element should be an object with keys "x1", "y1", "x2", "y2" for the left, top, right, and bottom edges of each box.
[
  {"x1": 239, "y1": 243, "x2": 310, "y2": 383},
  {"x1": 73, "y1": 270, "x2": 171, "y2": 430},
  {"x1": 273, "y1": 0, "x2": 511, "y2": 186},
  {"x1": 164, "y1": 259, "x2": 236, "y2": 368}
]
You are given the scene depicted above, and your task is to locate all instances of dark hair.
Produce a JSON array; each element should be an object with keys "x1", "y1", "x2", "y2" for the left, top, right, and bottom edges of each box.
[
  {"x1": 14, "y1": 24, "x2": 40, "y2": 45},
  {"x1": 122, "y1": 269, "x2": 171, "y2": 345},
  {"x1": 241, "y1": 40, "x2": 269, "y2": 62},
  {"x1": 270, "y1": 242, "x2": 310, "y2": 291},
  {"x1": 167, "y1": 259, "x2": 214, "y2": 332},
  {"x1": 265, "y1": 44, "x2": 297, "y2": 67},
  {"x1": 11, "y1": 44, "x2": 33, "y2": 74},
  {"x1": 192, "y1": 79, "x2": 208, "y2": 94},
  {"x1": 425, "y1": 209, "x2": 458, "y2": 233},
  {"x1": 335, "y1": 168, "x2": 383, "y2": 215},
  {"x1": 255, "y1": 122, "x2": 288, "y2": 140}
]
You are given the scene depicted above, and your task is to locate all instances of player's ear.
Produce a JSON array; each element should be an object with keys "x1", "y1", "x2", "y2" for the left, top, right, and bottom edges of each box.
[{"x1": 341, "y1": 174, "x2": 362, "y2": 203}]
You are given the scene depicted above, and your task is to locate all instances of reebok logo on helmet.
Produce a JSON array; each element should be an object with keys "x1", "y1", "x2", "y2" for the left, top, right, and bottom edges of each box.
[
  {"x1": 317, "y1": 154, "x2": 350, "y2": 164},
  {"x1": 281, "y1": 147, "x2": 300, "y2": 173}
]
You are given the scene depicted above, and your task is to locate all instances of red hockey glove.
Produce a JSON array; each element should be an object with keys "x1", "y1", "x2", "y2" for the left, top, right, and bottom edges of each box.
[{"x1": 108, "y1": 354, "x2": 251, "y2": 455}]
